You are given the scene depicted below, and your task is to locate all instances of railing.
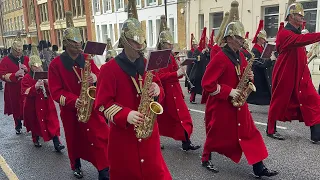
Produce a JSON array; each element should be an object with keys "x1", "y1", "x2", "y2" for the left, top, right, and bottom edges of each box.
[{"x1": 3, "y1": 30, "x2": 27, "y2": 36}]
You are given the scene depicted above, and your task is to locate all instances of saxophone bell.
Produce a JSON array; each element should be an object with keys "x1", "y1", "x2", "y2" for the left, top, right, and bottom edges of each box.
[
  {"x1": 86, "y1": 86, "x2": 96, "y2": 100},
  {"x1": 149, "y1": 101, "x2": 163, "y2": 115}
]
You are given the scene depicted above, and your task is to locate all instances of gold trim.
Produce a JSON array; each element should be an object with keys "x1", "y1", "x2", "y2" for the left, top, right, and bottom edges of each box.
[
  {"x1": 103, "y1": 104, "x2": 123, "y2": 123},
  {"x1": 59, "y1": 95, "x2": 66, "y2": 106},
  {"x1": 99, "y1": 106, "x2": 105, "y2": 112},
  {"x1": 4, "y1": 73, "x2": 12, "y2": 82}
]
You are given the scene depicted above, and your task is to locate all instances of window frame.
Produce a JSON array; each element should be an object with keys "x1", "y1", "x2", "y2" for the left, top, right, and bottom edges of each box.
[{"x1": 263, "y1": 5, "x2": 280, "y2": 39}]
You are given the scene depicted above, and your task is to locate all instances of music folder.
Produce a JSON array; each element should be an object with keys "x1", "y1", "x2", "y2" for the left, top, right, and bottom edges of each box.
[
  {"x1": 33, "y1": 71, "x2": 48, "y2": 80},
  {"x1": 146, "y1": 49, "x2": 171, "y2": 71},
  {"x1": 83, "y1": 41, "x2": 107, "y2": 55},
  {"x1": 180, "y1": 58, "x2": 196, "y2": 66},
  {"x1": 260, "y1": 44, "x2": 276, "y2": 59}
]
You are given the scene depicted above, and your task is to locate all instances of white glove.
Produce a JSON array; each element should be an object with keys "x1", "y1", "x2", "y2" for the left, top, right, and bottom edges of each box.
[
  {"x1": 177, "y1": 66, "x2": 186, "y2": 77},
  {"x1": 229, "y1": 89, "x2": 241, "y2": 99},
  {"x1": 270, "y1": 51, "x2": 276, "y2": 61},
  {"x1": 35, "y1": 80, "x2": 44, "y2": 90},
  {"x1": 15, "y1": 69, "x2": 24, "y2": 77},
  {"x1": 127, "y1": 111, "x2": 144, "y2": 126}
]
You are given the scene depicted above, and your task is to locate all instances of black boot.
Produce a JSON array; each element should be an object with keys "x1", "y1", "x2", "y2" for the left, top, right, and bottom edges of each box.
[
  {"x1": 15, "y1": 120, "x2": 22, "y2": 135},
  {"x1": 310, "y1": 124, "x2": 320, "y2": 144},
  {"x1": 34, "y1": 136, "x2": 42, "y2": 147},
  {"x1": 201, "y1": 161, "x2": 219, "y2": 173},
  {"x1": 253, "y1": 161, "x2": 278, "y2": 178},
  {"x1": 52, "y1": 136, "x2": 65, "y2": 152},
  {"x1": 160, "y1": 143, "x2": 164, "y2": 150},
  {"x1": 73, "y1": 159, "x2": 83, "y2": 179},
  {"x1": 266, "y1": 121, "x2": 285, "y2": 140},
  {"x1": 98, "y1": 168, "x2": 110, "y2": 180},
  {"x1": 182, "y1": 131, "x2": 201, "y2": 151}
]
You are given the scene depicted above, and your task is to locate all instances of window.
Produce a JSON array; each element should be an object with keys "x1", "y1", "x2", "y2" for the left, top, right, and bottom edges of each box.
[
  {"x1": 17, "y1": 16, "x2": 20, "y2": 30},
  {"x1": 96, "y1": 26, "x2": 101, "y2": 42},
  {"x1": 198, "y1": 14, "x2": 204, "y2": 38},
  {"x1": 14, "y1": 17, "x2": 17, "y2": 30},
  {"x1": 301, "y1": 1, "x2": 317, "y2": 33},
  {"x1": 42, "y1": 31, "x2": 50, "y2": 41},
  {"x1": 101, "y1": 25, "x2": 108, "y2": 42},
  {"x1": 264, "y1": 6, "x2": 279, "y2": 39},
  {"x1": 146, "y1": 0, "x2": 156, "y2": 6},
  {"x1": 156, "y1": 19, "x2": 160, "y2": 41},
  {"x1": 93, "y1": 0, "x2": 100, "y2": 14},
  {"x1": 148, "y1": 20, "x2": 154, "y2": 46},
  {"x1": 136, "y1": 0, "x2": 141, "y2": 7},
  {"x1": 21, "y1": 15, "x2": 24, "y2": 29},
  {"x1": 169, "y1": 18, "x2": 175, "y2": 43},
  {"x1": 109, "y1": 24, "x2": 114, "y2": 44},
  {"x1": 209, "y1": 12, "x2": 223, "y2": 37},
  {"x1": 71, "y1": 0, "x2": 84, "y2": 17},
  {"x1": 40, "y1": 3, "x2": 49, "y2": 23},
  {"x1": 103, "y1": 0, "x2": 112, "y2": 13},
  {"x1": 79, "y1": 27, "x2": 87, "y2": 42},
  {"x1": 28, "y1": 0, "x2": 36, "y2": 25},
  {"x1": 115, "y1": 0, "x2": 124, "y2": 11}
]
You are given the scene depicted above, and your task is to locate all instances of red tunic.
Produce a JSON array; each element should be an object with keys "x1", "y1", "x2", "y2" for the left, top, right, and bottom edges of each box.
[
  {"x1": 0, "y1": 55, "x2": 29, "y2": 121},
  {"x1": 95, "y1": 59, "x2": 172, "y2": 180},
  {"x1": 157, "y1": 55, "x2": 193, "y2": 141},
  {"x1": 201, "y1": 45, "x2": 222, "y2": 104},
  {"x1": 201, "y1": 50, "x2": 268, "y2": 165},
  {"x1": 21, "y1": 74, "x2": 60, "y2": 141},
  {"x1": 268, "y1": 28, "x2": 320, "y2": 134},
  {"x1": 48, "y1": 54, "x2": 109, "y2": 171}
]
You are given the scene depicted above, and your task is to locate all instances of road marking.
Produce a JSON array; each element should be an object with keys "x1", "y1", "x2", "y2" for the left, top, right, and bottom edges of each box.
[
  {"x1": 189, "y1": 108, "x2": 288, "y2": 130},
  {"x1": 0, "y1": 154, "x2": 19, "y2": 180}
]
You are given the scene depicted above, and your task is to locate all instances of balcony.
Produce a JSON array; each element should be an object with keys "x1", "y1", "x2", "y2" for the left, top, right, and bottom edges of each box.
[{"x1": 3, "y1": 30, "x2": 27, "y2": 37}]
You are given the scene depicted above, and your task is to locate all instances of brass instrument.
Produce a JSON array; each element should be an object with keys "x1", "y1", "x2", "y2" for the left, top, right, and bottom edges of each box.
[
  {"x1": 77, "y1": 55, "x2": 96, "y2": 123},
  {"x1": 135, "y1": 71, "x2": 164, "y2": 139},
  {"x1": 231, "y1": 49, "x2": 256, "y2": 107},
  {"x1": 174, "y1": 52, "x2": 195, "y2": 89}
]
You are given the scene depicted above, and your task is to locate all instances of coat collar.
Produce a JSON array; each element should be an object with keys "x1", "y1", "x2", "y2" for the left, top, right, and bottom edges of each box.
[
  {"x1": 115, "y1": 50, "x2": 145, "y2": 77},
  {"x1": 222, "y1": 45, "x2": 241, "y2": 66},
  {"x1": 60, "y1": 52, "x2": 85, "y2": 71},
  {"x1": 8, "y1": 53, "x2": 24, "y2": 65},
  {"x1": 285, "y1": 23, "x2": 301, "y2": 34}
]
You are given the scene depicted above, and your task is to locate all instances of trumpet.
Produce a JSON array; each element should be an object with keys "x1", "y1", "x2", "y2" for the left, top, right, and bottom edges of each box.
[{"x1": 173, "y1": 53, "x2": 195, "y2": 90}]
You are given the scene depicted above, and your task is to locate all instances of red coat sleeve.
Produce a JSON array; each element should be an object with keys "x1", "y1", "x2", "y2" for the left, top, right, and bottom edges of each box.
[
  {"x1": 279, "y1": 30, "x2": 320, "y2": 51},
  {"x1": 95, "y1": 64, "x2": 133, "y2": 129},
  {"x1": 157, "y1": 57, "x2": 181, "y2": 83},
  {"x1": 0, "y1": 58, "x2": 19, "y2": 83},
  {"x1": 48, "y1": 62, "x2": 79, "y2": 109},
  {"x1": 202, "y1": 54, "x2": 232, "y2": 100},
  {"x1": 152, "y1": 72, "x2": 165, "y2": 103},
  {"x1": 21, "y1": 75, "x2": 37, "y2": 98}
]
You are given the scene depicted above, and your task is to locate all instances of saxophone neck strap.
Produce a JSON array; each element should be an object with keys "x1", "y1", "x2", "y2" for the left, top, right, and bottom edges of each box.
[
  {"x1": 235, "y1": 65, "x2": 241, "y2": 80},
  {"x1": 131, "y1": 74, "x2": 143, "y2": 95},
  {"x1": 72, "y1": 66, "x2": 83, "y2": 84}
]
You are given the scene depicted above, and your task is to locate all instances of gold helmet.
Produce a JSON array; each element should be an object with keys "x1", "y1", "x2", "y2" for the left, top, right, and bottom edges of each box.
[
  {"x1": 223, "y1": 20, "x2": 245, "y2": 39},
  {"x1": 285, "y1": 0, "x2": 304, "y2": 21},
  {"x1": 106, "y1": 38, "x2": 117, "y2": 58},
  {"x1": 252, "y1": 20, "x2": 267, "y2": 43},
  {"x1": 157, "y1": 15, "x2": 174, "y2": 50},
  {"x1": 217, "y1": 1, "x2": 239, "y2": 45},
  {"x1": 12, "y1": 32, "x2": 23, "y2": 53},
  {"x1": 118, "y1": 0, "x2": 146, "y2": 50},
  {"x1": 63, "y1": 11, "x2": 82, "y2": 43},
  {"x1": 29, "y1": 44, "x2": 42, "y2": 68}
]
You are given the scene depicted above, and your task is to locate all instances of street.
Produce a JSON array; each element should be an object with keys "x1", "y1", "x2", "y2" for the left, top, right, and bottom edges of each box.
[{"x1": 0, "y1": 81, "x2": 319, "y2": 180}]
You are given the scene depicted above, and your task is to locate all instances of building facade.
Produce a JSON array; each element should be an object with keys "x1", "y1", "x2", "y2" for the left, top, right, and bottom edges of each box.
[
  {"x1": 92, "y1": 0, "x2": 187, "y2": 51},
  {"x1": 188, "y1": 0, "x2": 320, "y2": 85},
  {"x1": 22, "y1": 0, "x2": 95, "y2": 50},
  {"x1": 1, "y1": 0, "x2": 27, "y2": 48}
]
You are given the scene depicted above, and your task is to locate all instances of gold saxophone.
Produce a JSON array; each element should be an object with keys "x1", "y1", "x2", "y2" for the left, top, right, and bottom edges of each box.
[
  {"x1": 135, "y1": 71, "x2": 164, "y2": 139},
  {"x1": 231, "y1": 50, "x2": 256, "y2": 107},
  {"x1": 77, "y1": 55, "x2": 96, "y2": 123}
]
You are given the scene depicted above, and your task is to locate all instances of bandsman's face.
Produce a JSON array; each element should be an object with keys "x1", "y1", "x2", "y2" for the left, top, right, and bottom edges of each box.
[
  {"x1": 12, "y1": 48, "x2": 22, "y2": 58},
  {"x1": 65, "y1": 39, "x2": 83, "y2": 54},
  {"x1": 162, "y1": 43, "x2": 173, "y2": 50},
  {"x1": 31, "y1": 65, "x2": 43, "y2": 72}
]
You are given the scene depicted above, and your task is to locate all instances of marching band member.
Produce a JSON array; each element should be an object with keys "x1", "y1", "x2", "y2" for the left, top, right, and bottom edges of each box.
[
  {"x1": 185, "y1": 33, "x2": 198, "y2": 93},
  {"x1": 21, "y1": 45, "x2": 65, "y2": 151},
  {"x1": 0, "y1": 32, "x2": 29, "y2": 135},
  {"x1": 201, "y1": 15, "x2": 278, "y2": 178},
  {"x1": 189, "y1": 28, "x2": 210, "y2": 104},
  {"x1": 156, "y1": 15, "x2": 200, "y2": 151},
  {"x1": 94, "y1": 1, "x2": 172, "y2": 179},
  {"x1": 48, "y1": 11, "x2": 110, "y2": 179},
  {"x1": 268, "y1": 1, "x2": 320, "y2": 144}
]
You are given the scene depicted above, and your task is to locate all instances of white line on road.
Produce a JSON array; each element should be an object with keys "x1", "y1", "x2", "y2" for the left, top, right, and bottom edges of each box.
[
  {"x1": 189, "y1": 108, "x2": 288, "y2": 130},
  {"x1": 0, "y1": 154, "x2": 19, "y2": 180}
]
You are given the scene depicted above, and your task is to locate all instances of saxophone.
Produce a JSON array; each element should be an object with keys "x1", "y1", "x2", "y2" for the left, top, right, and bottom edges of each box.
[
  {"x1": 77, "y1": 55, "x2": 96, "y2": 123},
  {"x1": 231, "y1": 50, "x2": 256, "y2": 107},
  {"x1": 135, "y1": 71, "x2": 164, "y2": 139}
]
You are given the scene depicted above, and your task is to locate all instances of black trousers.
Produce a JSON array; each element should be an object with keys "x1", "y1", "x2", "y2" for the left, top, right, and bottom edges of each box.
[{"x1": 310, "y1": 124, "x2": 320, "y2": 141}]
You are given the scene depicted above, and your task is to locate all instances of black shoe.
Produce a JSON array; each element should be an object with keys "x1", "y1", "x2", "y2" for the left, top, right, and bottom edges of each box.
[
  {"x1": 253, "y1": 168, "x2": 278, "y2": 179},
  {"x1": 54, "y1": 144, "x2": 65, "y2": 152},
  {"x1": 201, "y1": 161, "x2": 219, "y2": 173},
  {"x1": 73, "y1": 168, "x2": 83, "y2": 179},
  {"x1": 15, "y1": 128, "x2": 22, "y2": 135},
  {"x1": 267, "y1": 132, "x2": 285, "y2": 140},
  {"x1": 182, "y1": 143, "x2": 201, "y2": 151},
  {"x1": 160, "y1": 144, "x2": 164, "y2": 149},
  {"x1": 190, "y1": 101, "x2": 197, "y2": 104},
  {"x1": 311, "y1": 139, "x2": 320, "y2": 144},
  {"x1": 34, "y1": 141, "x2": 42, "y2": 148},
  {"x1": 98, "y1": 168, "x2": 110, "y2": 180}
]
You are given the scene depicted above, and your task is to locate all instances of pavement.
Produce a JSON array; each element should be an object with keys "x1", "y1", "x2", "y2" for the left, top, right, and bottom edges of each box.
[{"x1": 0, "y1": 82, "x2": 320, "y2": 180}]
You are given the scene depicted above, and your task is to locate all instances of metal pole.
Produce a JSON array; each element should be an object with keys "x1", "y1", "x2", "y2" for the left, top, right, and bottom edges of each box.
[
  {"x1": 0, "y1": 1, "x2": 6, "y2": 48},
  {"x1": 164, "y1": 0, "x2": 167, "y2": 19}
]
